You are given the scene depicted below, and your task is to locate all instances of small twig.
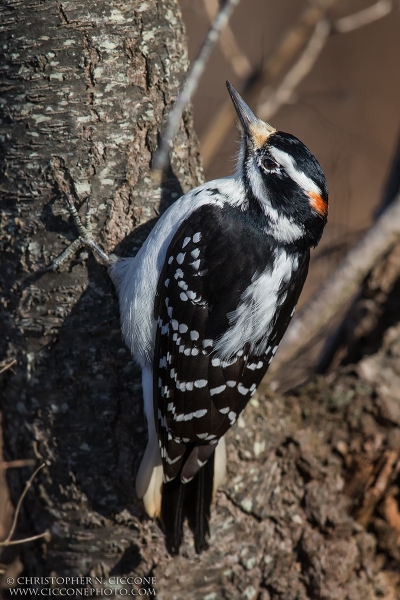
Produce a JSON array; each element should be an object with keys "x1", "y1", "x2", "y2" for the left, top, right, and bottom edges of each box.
[
  {"x1": 200, "y1": 4, "x2": 329, "y2": 168},
  {"x1": 152, "y1": 0, "x2": 240, "y2": 172},
  {"x1": 202, "y1": 0, "x2": 252, "y2": 78},
  {"x1": 0, "y1": 358, "x2": 16, "y2": 375},
  {"x1": 384, "y1": 494, "x2": 400, "y2": 544},
  {"x1": 356, "y1": 450, "x2": 398, "y2": 527},
  {"x1": 0, "y1": 463, "x2": 48, "y2": 547},
  {"x1": 259, "y1": 0, "x2": 395, "y2": 120},
  {"x1": 269, "y1": 192, "x2": 400, "y2": 375},
  {"x1": 0, "y1": 459, "x2": 37, "y2": 470},
  {"x1": 257, "y1": 19, "x2": 331, "y2": 121},
  {"x1": 200, "y1": 0, "x2": 394, "y2": 169},
  {"x1": 0, "y1": 531, "x2": 50, "y2": 547},
  {"x1": 334, "y1": 0, "x2": 393, "y2": 34}
]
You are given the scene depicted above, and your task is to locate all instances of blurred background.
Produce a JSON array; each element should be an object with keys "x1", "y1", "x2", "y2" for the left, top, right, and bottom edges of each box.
[{"x1": 179, "y1": 0, "x2": 400, "y2": 307}]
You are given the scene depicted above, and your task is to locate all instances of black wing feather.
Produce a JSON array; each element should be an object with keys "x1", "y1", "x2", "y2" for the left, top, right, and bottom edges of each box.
[{"x1": 154, "y1": 202, "x2": 309, "y2": 483}]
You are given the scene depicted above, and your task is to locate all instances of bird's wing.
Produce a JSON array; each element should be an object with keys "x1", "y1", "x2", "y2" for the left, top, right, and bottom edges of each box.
[{"x1": 153, "y1": 202, "x2": 308, "y2": 483}]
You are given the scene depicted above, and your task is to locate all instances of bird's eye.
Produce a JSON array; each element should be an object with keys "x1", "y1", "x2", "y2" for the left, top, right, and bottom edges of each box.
[{"x1": 262, "y1": 157, "x2": 278, "y2": 171}]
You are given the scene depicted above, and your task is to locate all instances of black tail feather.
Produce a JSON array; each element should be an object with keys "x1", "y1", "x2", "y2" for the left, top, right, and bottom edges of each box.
[
  {"x1": 161, "y1": 476, "x2": 187, "y2": 555},
  {"x1": 161, "y1": 449, "x2": 215, "y2": 555},
  {"x1": 186, "y1": 455, "x2": 214, "y2": 553}
]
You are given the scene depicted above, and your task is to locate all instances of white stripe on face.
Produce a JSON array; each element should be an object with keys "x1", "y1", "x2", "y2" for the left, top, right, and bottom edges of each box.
[
  {"x1": 245, "y1": 160, "x2": 304, "y2": 243},
  {"x1": 268, "y1": 147, "x2": 321, "y2": 197}
]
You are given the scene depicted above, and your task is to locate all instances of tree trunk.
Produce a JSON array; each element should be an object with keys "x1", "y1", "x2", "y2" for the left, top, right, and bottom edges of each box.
[
  {"x1": 1, "y1": 1, "x2": 399, "y2": 599},
  {"x1": 0, "y1": 0, "x2": 202, "y2": 578}
]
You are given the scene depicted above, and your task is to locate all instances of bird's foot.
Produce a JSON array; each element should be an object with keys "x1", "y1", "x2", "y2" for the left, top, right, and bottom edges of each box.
[{"x1": 48, "y1": 195, "x2": 114, "y2": 271}]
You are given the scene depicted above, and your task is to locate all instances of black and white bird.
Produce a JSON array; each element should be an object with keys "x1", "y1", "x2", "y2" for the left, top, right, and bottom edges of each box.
[
  {"x1": 108, "y1": 82, "x2": 328, "y2": 553},
  {"x1": 53, "y1": 82, "x2": 328, "y2": 554}
]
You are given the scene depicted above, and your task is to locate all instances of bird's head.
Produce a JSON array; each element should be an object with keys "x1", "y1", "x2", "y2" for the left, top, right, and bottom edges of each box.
[{"x1": 226, "y1": 81, "x2": 328, "y2": 248}]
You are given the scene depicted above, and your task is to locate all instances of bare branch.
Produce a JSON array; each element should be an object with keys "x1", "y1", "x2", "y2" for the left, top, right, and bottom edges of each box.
[
  {"x1": 202, "y1": 0, "x2": 252, "y2": 78},
  {"x1": 200, "y1": 0, "x2": 395, "y2": 169},
  {"x1": 200, "y1": 4, "x2": 328, "y2": 168},
  {"x1": 0, "y1": 358, "x2": 16, "y2": 375},
  {"x1": 269, "y1": 193, "x2": 400, "y2": 375},
  {"x1": 257, "y1": 19, "x2": 331, "y2": 121},
  {"x1": 0, "y1": 463, "x2": 48, "y2": 547},
  {"x1": 0, "y1": 459, "x2": 37, "y2": 470},
  {"x1": 334, "y1": 0, "x2": 393, "y2": 34},
  {"x1": 0, "y1": 531, "x2": 50, "y2": 546},
  {"x1": 355, "y1": 450, "x2": 398, "y2": 527},
  {"x1": 152, "y1": 0, "x2": 240, "y2": 172}
]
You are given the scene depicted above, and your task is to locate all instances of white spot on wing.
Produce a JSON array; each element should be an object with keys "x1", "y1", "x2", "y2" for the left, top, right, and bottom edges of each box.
[
  {"x1": 190, "y1": 259, "x2": 200, "y2": 270},
  {"x1": 210, "y1": 385, "x2": 226, "y2": 396},
  {"x1": 194, "y1": 379, "x2": 207, "y2": 388},
  {"x1": 176, "y1": 252, "x2": 185, "y2": 264},
  {"x1": 203, "y1": 339, "x2": 213, "y2": 348},
  {"x1": 165, "y1": 454, "x2": 182, "y2": 465},
  {"x1": 193, "y1": 232, "x2": 201, "y2": 243},
  {"x1": 174, "y1": 408, "x2": 207, "y2": 422}
]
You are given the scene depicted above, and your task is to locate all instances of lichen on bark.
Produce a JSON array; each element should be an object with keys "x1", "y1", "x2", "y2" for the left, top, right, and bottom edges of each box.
[{"x1": 0, "y1": 0, "x2": 202, "y2": 577}]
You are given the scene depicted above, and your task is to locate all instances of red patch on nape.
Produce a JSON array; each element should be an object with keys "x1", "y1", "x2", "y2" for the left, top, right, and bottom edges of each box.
[{"x1": 308, "y1": 192, "x2": 328, "y2": 217}]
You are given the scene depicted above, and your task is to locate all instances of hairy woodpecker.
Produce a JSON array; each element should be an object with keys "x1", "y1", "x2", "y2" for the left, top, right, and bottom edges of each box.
[{"x1": 52, "y1": 82, "x2": 328, "y2": 555}]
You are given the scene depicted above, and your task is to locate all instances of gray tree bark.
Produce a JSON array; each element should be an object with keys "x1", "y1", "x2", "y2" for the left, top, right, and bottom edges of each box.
[
  {"x1": 1, "y1": 1, "x2": 399, "y2": 599},
  {"x1": 0, "y1": 0, "x2": 202, "y2": 579}
]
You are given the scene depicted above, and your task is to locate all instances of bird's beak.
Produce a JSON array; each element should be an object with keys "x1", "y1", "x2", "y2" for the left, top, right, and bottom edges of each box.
[{"x1": 226, "y1": 81, "x2": 276, "y2": 148}]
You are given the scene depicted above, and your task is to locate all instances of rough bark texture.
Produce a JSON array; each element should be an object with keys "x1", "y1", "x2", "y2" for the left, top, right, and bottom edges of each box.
[
  {"x1": 0, "y1": 0, "x2": 203, "y2": 579},
  {"x1": 1, "y1": 1, "x2": 400, "y2": 599}
]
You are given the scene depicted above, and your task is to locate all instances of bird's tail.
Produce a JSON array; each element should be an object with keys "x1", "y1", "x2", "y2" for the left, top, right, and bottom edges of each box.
[
  {"x1": 161, "y1": 437, "x2": 226, "y2": 554},
  {"x1": 161, "y1": 449, "x2": 214, "y2": 554},
  {"x1": 136, "y1": 436, "x2": 226, "y2": 554}
]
